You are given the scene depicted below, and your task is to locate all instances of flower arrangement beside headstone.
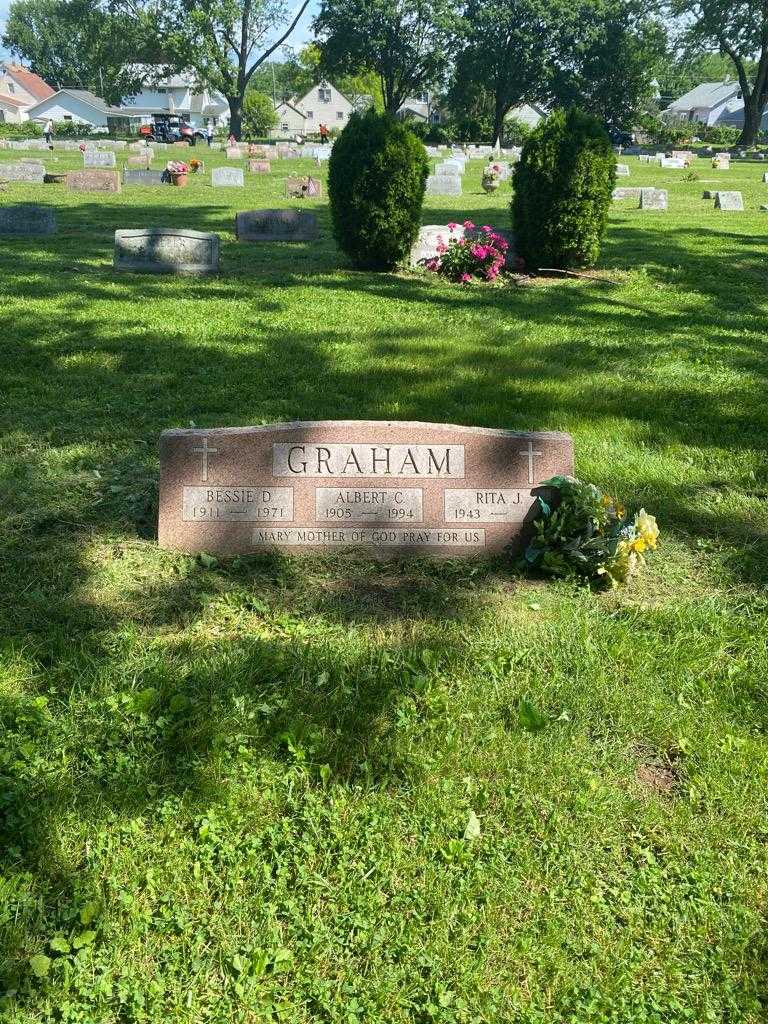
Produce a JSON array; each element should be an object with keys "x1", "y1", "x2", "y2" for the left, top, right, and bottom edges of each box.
[
  {"x1": 422, "y1": 221, "x2": 509, "y2": 283},
  {"x1": 481, "y1": 163, "x2": 503, "y2": 192},
  {"x1": 189, "y1": 158, "x2": 203, "y2": 174},
  {"x1": 166, "y1": 160, "x2": 189, "y2": 186},
  {"x1": 521, "y1": 476, "x2": 659, "y2": 587}
]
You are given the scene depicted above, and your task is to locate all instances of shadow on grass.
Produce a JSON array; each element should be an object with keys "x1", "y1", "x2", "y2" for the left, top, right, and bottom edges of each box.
[{"x1": 1, "y1": 199, "x2": 767, "y2": 991}]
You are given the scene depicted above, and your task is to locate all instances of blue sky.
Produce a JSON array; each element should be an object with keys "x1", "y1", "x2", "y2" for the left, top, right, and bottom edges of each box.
[{"x1": 0, "y1": 1, "x2": 318, "y2": 61}]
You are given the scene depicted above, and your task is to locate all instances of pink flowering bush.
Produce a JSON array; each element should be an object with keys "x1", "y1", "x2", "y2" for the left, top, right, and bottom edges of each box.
[{"x1": 422, "y1": 221, "x2": 509, "y2": 283}]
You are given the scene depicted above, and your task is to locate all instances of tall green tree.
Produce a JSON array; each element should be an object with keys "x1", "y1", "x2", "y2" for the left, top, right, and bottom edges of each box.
[
  {"x1": 550, "y1": 0, "x2": 666, "y2": 128},
  {"x1": 163, "y1": 0, "x2": 312, "y2": 137},
  {"x1": 313, "y1": 0, "x2": 455, "y2": 114},
  {"x1": 2, "y1": 0, "x2": 156, "y2": 103},
  {"x1": 668, "y1": 0, "x2": 768, "y2": 145},
  {"x1": 450, "y1": 0, "x2": 558, "y2": 145},
  {"x1": 242, "y1": 89, "x2": 278, "y2": 134}
]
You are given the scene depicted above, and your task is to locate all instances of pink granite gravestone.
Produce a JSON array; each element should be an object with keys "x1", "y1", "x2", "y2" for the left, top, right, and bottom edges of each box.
[{"x1": 158, "y1": 421, "x2": 574, "y2": 557}]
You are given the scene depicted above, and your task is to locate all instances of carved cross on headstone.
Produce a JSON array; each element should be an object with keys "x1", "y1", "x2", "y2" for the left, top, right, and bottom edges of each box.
[
  {"x1": 192, "y1": 435, "x2": 219, "y2": 482},
  {"x1": 518, "y1": 440, "x2": 543, "y2": 485}
]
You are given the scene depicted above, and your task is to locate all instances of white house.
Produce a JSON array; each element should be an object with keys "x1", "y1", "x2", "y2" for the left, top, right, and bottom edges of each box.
[
  {"x1": 662, "y1": 80, "x2": 768, "y2": 130},
  {"x1": 273, "y1": 81, "x2": 358, "y2": 137},
  {"x1": 120, "y1": 70, "x2": 229, "y2": 128},
  {"x1": 24, "y1": 88, "x2": 121, "y2": 128},
  {"x1": 506, "y1": 103, "x2": 547, "y2": 128},
  {"x1": 0, "y1": 63, "x2": 55, "y2": 122},
  {"x1": 397, "y1": 92, "x2": 441, "y2": 123}
]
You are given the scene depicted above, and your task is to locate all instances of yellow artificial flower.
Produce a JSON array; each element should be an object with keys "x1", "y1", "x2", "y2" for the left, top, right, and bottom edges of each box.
[{"x1": 634, "y1": 509, "x2": 659, "y2": 551}]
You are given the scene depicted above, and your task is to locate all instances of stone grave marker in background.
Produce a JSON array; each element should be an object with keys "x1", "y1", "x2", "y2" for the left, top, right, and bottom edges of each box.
[
  {"x1": 158, "y1": 421, "x2": 574, "y2": 558},
  {"x1": 640, "y1": 188, "x2": 668, "y2": 210},
  {"x1": 248, "y1": 160, "x2": 271, "y2": 173},
  {"x1": 763, "y1": 173, "x2": 768, "y2": 183},
  {"x1": 67, "y1": 170, "x2": 121, "y2": 193},
  {"x1": 284, "y1": 176, "x2": 322, "y2": 198},
  {"x1": 127, "y1": 154, "x2": 152, "y2": 168},
  {"x1": 123, "y1": 169, "x2": 166, "y2": 187},
  {"x1": 226, "y1": 147, "x2": 242, "y2": 159},
  {"x1": 0, "y1": 204, "x2": 57, "y2": 236},
  {"x1": 612, "y1": 187, "x2": 642, "y2": 201},
  {"x1": 660, "y1": 157, "x2": 685, "y2": 169},
  {"x1": 83, "y1": 150, "x2": 117, "y2": 169},
  {"x1": 0, "y1": 162, "x2": 45, "y2": 184},
  {"x1": 715, "y1": 191, "x2": 744, "y2": 211},
  {"x1": 212, "y1": 166, "x2": 244, "y2": 187},
  {"x1": 236, "y1": 209, "x2": 318, "y2": 242},
  {"x1": 615, "y1": 164, "x2": 630, "y2": 176},
  {"x1": 114, "y1": 228, "x2": 220, "y2": 274},
  {"x1": 426, "y1": 174, "x2": 461, "y2": 196}
]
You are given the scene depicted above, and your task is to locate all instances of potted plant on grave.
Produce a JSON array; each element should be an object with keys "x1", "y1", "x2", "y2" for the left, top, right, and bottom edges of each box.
[
  {"x1": 482, "y1": 162, "x2": 503, "y2": 193},
  {"x1": 189, "y1": 158, "x2": 203, "y2": 174},
  {"x1": 166, "y1": 159, "x2": 189, "y2": 186}
]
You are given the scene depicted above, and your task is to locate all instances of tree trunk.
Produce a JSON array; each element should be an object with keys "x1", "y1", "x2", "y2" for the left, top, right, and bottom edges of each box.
[
  {"x1": 492, "y1": 98, "x2": 506, "y2": 148},
  {"x1": 737, "y1": 92, "x2": 763, "y2": 148},
  {"x1": 228, "y1": 95, "x2": 243, "y2": 140}
]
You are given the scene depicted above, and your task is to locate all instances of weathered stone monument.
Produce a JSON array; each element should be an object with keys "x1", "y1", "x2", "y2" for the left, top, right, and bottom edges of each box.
[
  {"x1": 612, "y1": 187, "x2": 642, "y2": 201},
  {"x1": 615, "y1": 164, "x2": 630, "y2": 176},
  {"x1": 83, "y1": 150, "x2": 117, "y2": 169},
  {"x1": 0, "y1": 162, "x2": 45, "y2": 184},
  {"x1": 123, "y1": 169, "x2": 166, "y2": 187},
  {"x1": 0, "y1": 204, "x2": 56, "y2": 235},
  {"x1": 212, "y1": 166, "x2": 244, "y2": 187},
  {"x1": 248, "y1": 160, "x2": 271, "y2": 173},
  {"x1": 410, "y1": 225, "x2": 467, "y2": 266},
  {"x1": 715, "y1": 191, "x2": 744, "y2": 211},
  {"x1": 158, "y1": 421, "x2": 574, "y2": 557},
  {"x1": 284, "y1": 176, "x2": 322, "y2": 198},
  {"x1": 113, "y1": 228, "x2": 220, "y2": 274},
  {"x1": 425, "y1": 174, "x2": 461, "y2": 196},
  {"x1": 67, "y1": 170, "x2": 121, "y2": 193},
  {"x1": 235, "y1": 209, "x2": 317, "y2": 242},
  {"x1": 640, "y1": 188, "x2": 668, "y2": 210}
]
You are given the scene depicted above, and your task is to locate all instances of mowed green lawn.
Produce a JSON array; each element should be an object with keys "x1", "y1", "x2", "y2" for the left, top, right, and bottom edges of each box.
[{"x1": 1, "y1": 145, "x2": 767, "y2": 1024}]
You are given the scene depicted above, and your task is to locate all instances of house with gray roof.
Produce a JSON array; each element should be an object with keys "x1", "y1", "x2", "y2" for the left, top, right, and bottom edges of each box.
[
  {"x1": 24, "y1": 88, "x2": 123, "y2": 128},
  {"x1": 662, "y1": 80, "x2": 768, "y2": 130}
]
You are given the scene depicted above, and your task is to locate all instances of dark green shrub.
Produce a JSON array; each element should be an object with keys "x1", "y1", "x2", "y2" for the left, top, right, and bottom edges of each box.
[
  {"x1": 328, "y1": 109, "x2": 429, "y2": 270},
  {"x1": 511, "y1": 108, "x2": 616, "y2": 270}
]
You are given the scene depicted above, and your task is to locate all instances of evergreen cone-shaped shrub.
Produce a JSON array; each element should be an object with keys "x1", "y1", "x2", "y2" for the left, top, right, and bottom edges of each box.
[
  {"x1": 511, "y1": 109, "x2": 616, "y2": 270},
  {"x1": 328, "y1": 109, "x2": 429, "y2": 270}
]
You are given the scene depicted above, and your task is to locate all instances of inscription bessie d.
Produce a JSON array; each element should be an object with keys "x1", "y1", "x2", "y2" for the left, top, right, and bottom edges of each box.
[{"x1": 158, "y1": 420, "x2": 574, "y2": 556}]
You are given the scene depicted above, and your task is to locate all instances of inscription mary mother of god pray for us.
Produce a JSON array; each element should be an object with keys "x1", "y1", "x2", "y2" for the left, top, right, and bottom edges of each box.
[{"x1": 158, "y1": 421, "x2": 574, "y2": 557}]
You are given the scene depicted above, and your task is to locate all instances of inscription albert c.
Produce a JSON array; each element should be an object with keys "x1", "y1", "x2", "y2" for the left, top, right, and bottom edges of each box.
[{"x1": 273, "y1": 443, "x2": 465, "y2": 478}]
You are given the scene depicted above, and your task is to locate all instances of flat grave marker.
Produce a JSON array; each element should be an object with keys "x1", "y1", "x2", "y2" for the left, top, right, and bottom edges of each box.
[
  {"x1": 410, "y1": 224, "x2": 467, "y2": 266},
  {"x1": 236, "y1": 209, "x2": 317, "y2": 242},
  {"x1": 114, "y1": 228, "x2": 219, "y2": 274},
  {"x1": 0, "y1": 204, "x2": 56, "y2": 235},
  {"x1": 158, "y1": 420, "x2": 574, "y2": 557},
  {"x1": 83, "y1": 150, "x2": 116, "y2": 169},
  {"x1": 212, "y1": 166, "x2": 244, "y2": 187},
  {"x1": 715, "y1": 191, "x2": 744, "y2": 211},
  {"x1": 640, "y1": 188, "x2": 668, "y2": 210},
  {"x1": 426, "y1": 174, "x2": 461, "y2": 196},
  {"x1": 123, "y1": 169, "x2": 166, "y2": 187},
  {"x1": 284, "y1": 176, "x2": 322, "y2": 198},
  {"x1": 0, "y1": 162, "x2": 45, "y2": 184},
  {"x1": 67, "y1": 170, "x2": 121, "y2": 193}
]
